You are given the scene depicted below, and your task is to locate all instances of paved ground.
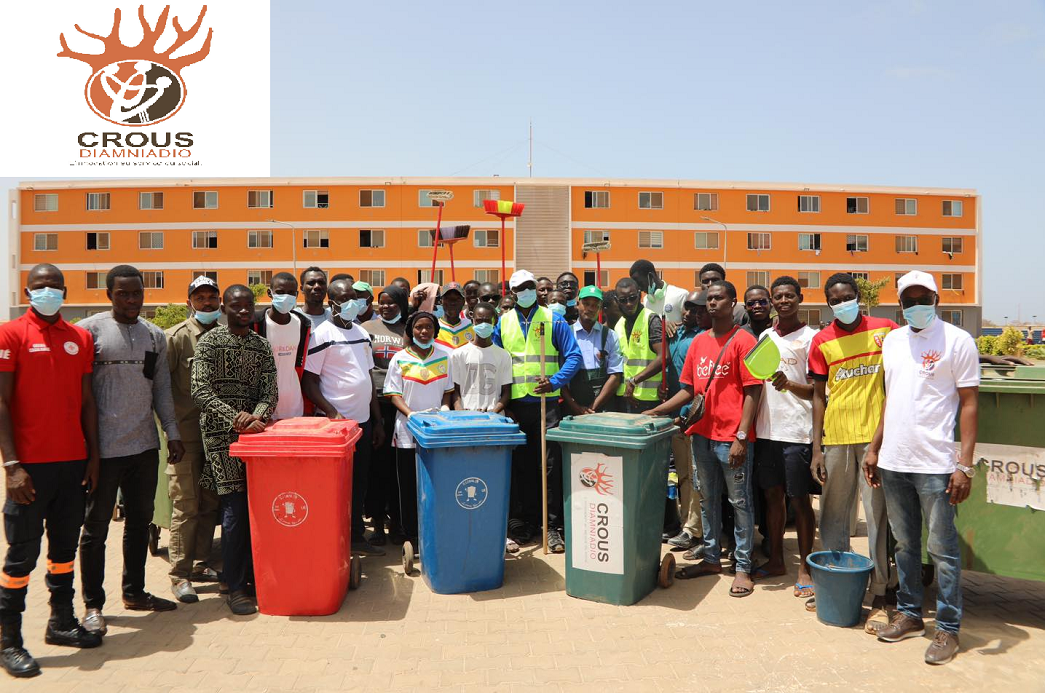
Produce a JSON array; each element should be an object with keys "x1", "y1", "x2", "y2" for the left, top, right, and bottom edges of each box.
[{"x1": 4, "y1": 509, "x2": 1044, "y2": 693}]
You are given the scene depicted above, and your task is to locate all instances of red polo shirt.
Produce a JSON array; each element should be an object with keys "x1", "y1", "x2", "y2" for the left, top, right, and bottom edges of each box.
[{"x1": 0, "y1": 310, "x2": 94, "y2": 463}]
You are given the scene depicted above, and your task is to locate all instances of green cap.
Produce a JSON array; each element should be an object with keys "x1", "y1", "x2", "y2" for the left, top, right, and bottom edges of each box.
[
  {"x1": 577, "y1": 285, "x2": 603, "y2": 301},
  {"x1": 352, "y1": 281, "x2": 373, "y2": 296}
]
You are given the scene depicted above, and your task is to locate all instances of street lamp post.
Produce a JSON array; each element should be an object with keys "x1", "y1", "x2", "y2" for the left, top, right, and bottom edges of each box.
[
  {"x1": 268, "y1": 219, "x2": 297, "y2": 278},
  {"x1": 701, "y1": 216, "x2": 728, "y2": 270}
]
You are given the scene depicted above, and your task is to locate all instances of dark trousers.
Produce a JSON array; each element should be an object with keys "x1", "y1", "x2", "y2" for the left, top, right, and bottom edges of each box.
[
  {"x1": 510, "y1": 401, "x2": 563, "y2": 531},
  {"x1": 1, "y1": 461, "x2": 87, "y2": 625},
  {"x1": 394, "y1": 448, "x2": 419, "y2": 541},
  {"x1": 219, "y1": 491, "x2": 252, "y2": 593},
  {"x1": 364, "y1": 402, "x2": 401, "y2": 533},
  {"x1": 80, "y1": 449, "x2": 158, "y2": 609},
  {"x1": 351, "y1": 419, "x2": 373, "y2": 542}
]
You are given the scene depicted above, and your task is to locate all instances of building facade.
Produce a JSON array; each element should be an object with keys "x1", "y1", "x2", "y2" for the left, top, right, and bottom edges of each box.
[{"x1": 8, "y1": 177, "x2": 981, "y2": 331}]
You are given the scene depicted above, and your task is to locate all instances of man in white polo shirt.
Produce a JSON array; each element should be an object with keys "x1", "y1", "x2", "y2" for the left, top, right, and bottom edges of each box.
[{"x1": 863, "y1": 270, "x2": 979, "y2": 666}]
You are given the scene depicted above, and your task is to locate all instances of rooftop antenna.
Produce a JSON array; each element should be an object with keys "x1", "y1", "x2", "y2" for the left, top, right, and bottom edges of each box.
[{"x1": 528, "y1": 120, "x2": 532, "y2": 178}]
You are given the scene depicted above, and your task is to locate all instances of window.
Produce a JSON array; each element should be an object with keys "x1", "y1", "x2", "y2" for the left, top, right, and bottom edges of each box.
[
  {"x1": 694, "y1": 192, "x2": 718, "y2": 211},
  {"x1": 192, "y1": 271, "x2": 218, "y2": 282},
  {"x1": 638, "y1": 192, "x2": 663, "y2": 209},
  {"x1": 303, "y1": 229, "x2": 329, "y2": 248},
  {"x1": 33, "y1": 233, "x2": 58, "y2": 251},
  {"x1": 798, "y1": 271, "x2": 820, "y2": 289},
  {"x1": 247, "y1": 270, "x2": 272, "y2": 286},
  {"x1": 583, "y1": 230, "x2": 610, "y2": 245},
  {"x1": 86, "y1": 232, "x2": 109, "y2": 250},
  {"x1": 248, "y1": 190, "x2": 273, "y2": 209},
  {"x1": 895, "y1": 235, "x2": 918, "y2": 253},
  {"x1": 746, "y1": 194, "x2": 770, "y2": 212},
  {"x1": 418, "y1": 229, "x2": 434, "y2": 248},
  {"x1": 942, "y1": 237, "x2": 963, "y2": 254},
  {"x1": 139, "y1": 192, "x2": 163, "y2": 210},
  {"x1": 142, "y1": 271, "x2": 164, "y2": 289},
  {"x1": 193, "y1": 191, "x2": 218, "y2": 209},
  {"x1": 895, "y1": 272, "x2": 905, "y2": 287},
  {"x1": 473, "y1": 189, "x2": 500, "y2": 207},
  {"x1": 942, "y1": 200, "x2": 963, "y2": 217},
  {"x1": 584, "y1": 190, "x2": 610, "y2": 208},
  {"x1": 34, "y1": 194, "x2": 58, "y2": 212},
  {"x1": 359, "y1": 189, "x2": 385, "y2": 207},
  {"x1": 694, "y1": 232, "x2": 719, "y2": 250},
  {"x1": 359, "y1": 229, "x2": 385, "y2": 248},
  {"x1": 747, "y1": 232, "x2": 771, "y2": 250},
  {"x1": 248, "y1": 230, "x2": 273, "y2": 248},
  {"x1": 942, "y1": 273, "x2": 963, "y2": 290},
  {"x1": 303, "y1": 190, "x2": 330, "y2": 209},
  {"x1": 193, "y1": 230, "x2": 218, "y2": 249},
  {"x1": 798, "y1": 195, "x2": 820, "y2": 213},
  {"x1": 799, "y1": 233, "x2": 821, "y2": 251},
  {"x1": 85, "y1": 271, "x2": 107, "y2": 289},
  {"x1": 895, "y1": 198, "x2": 917, "y2": 215},
  {"x1": 942, "y1": 310, "x2": 963, "y2": 326},
  {"x1": 849, "y1": 271, "x2": 869, "y2": 281},
  {"x1": 358, "y1": 270, "x2": 385, "y2": 286},
  {"x1": 746, "y1": 271, "x2": 770, "y2": 287},
  {"x1": 638, "y1": 231, "x2": 663, "y2": 249},
  {"x1": 418, "y1": 189, "x2": 439, "y2": 207},
  {"x1": 846, "y1": 196, "x2": 869, "y2": 214},
  {"x1": 139, "y1": 232, "x2": 164, "y2": 249},
  {"x1": 474, "y1": 269, "x2": 501, "y2": 284},
  {"x1": 584, "y1": 270, "x2": 610, "y2": 287},
  {"x1": 846, "y1": 234, "x2": 869, "y2": 252},
  {"x1": 799, "y1": 308, "x2": 822, "y2": 326},
  {"x1": 86, "y1": 192, "x2": 110, "y2": 211},
  {"x1": 473, "y1": 229, "x2": 500, "y2": 248},
  {"x1": 417, "y1": 269, "x2": 444, "y2": 285}
]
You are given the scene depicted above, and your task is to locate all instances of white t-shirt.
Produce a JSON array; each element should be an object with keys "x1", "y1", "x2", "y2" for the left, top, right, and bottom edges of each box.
[
  {"x1": 754, "y1": 324, "x2": 818, "y2": 444},
  {"x1": 266, "y1": 313, "x2": 305, "y2": 420},
  {"x1": 644, "y1": 282, "x2": 691, "y2": 324},
  {"x1": 450, "y1": 342, "x2": 513, "y2": 412},
  {"x1": 384, "y1": 345, "x2": 455, "y2": 448},
  {"x1": 304, "y1": 320, "x2": 374, "y2": 423},
  {"x1": 878, "y1": 318, "x2": 980, "y2": 474}
]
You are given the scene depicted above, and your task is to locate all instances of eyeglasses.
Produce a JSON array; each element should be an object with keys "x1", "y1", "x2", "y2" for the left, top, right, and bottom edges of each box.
[
  {"x1": 480, "y1": 295, "x2": 501, "y2": 303},
  {"x1": 618, "y1": 294, "x2": 641, "y2": 304},
  {"x1": 745, "y1": 298, "x2": 769, "y2": 307}
]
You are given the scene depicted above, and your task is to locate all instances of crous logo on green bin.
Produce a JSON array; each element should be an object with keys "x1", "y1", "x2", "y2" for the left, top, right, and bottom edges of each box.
[{"x1": 579, "y1": 462, "x2": 614, "y2": 496}]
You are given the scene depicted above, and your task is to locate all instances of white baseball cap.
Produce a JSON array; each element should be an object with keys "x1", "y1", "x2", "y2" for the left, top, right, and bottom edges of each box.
[
  {"x1": 896, "y1": 270, "x2": 938, "y2": 298},
  {"x1": 509, "y1": 270, "x2": 536, "y2": 290}
]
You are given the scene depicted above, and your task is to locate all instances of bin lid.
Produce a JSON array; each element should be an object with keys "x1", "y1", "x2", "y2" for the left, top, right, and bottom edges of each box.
[
  {"x1": 229, "y1": 417, "x2": 362, "y2": 458},
  {"x1": 406, "y1": 411, "x2": 527, "y2": 449},
  {"x1": 547, "y1": 412, "x2": 677, "y2": 449},
  {"x1": 979, "y1": 364, "x2": 1045, "y2": 395}
]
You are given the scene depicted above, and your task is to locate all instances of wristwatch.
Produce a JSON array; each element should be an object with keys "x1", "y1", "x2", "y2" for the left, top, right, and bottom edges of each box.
[
  {"x1": 735, "y1": 431, "x2": 748, "y2": 442},
  {"x1": 956, "y1": 463, "x2": 976, "y2": 478}
]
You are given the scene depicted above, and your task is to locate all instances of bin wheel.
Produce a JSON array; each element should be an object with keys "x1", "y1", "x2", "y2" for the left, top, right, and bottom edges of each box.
[
  {"x1": 349, "y1": 556, "x2": 362, "y2": 590},
  {"x1": 402, "y1": 541, "x2": 415, "y2": 576},
  {"x1": 921, "y1": 563, "x2": 935, "y2": 587},
  {"x1": 659, "y1": 553, "x2": 676, "y2": 588},
  {"x1": 147, "y1": 524, "x2": 161, "y2": 556}
]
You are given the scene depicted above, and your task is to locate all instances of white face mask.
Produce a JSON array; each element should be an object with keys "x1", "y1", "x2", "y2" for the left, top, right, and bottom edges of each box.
[{"x1": 516, "y1": 289, "x2": 537, "y2": 308}]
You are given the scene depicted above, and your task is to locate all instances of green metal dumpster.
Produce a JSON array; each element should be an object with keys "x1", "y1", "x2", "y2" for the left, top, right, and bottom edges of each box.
[
  {"x1": 924, "y1": 365, "x2": 1045, "y2": 583},
  {"x1": 548, "y1": 412, "x2": 677, "y2": 605}
]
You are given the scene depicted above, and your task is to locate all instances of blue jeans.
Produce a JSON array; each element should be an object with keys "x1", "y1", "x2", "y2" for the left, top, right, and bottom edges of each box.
[
  {"x1": 880, "y1": 469, "x2": 962, "y2": 633},
  {"x1": 691, "y1": 435, "x2": 755, "y2": 574}
]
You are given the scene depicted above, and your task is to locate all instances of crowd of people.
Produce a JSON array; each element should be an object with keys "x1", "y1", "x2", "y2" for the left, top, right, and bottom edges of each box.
[{"x1": 0, "y1": 257, "x2": 979, "y2": 677}]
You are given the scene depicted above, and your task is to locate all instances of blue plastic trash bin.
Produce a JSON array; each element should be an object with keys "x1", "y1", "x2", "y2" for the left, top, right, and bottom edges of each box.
[
  {"x1": 407, "y1": 411, "x2": 527, "y2": 594},
  {"x1": 807, "y1": 550, "x2": 875, "y2": 627}
]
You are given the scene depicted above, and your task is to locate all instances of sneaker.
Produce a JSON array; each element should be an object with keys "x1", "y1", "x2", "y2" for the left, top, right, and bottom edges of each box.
[
  {"x1": 351, "y1": 539, "x2": 386, "y2": 556},
  {"x1": 171, "y1": 580, "x2": 199, "y2": 604},
  {"x1": 190, "y1": 565, "x2": 220, "y2": 583},
  {"x1": 227, "y1": 590, "x2": 257, "y2": 616},
  {"x1": 369, "y1": 524, "x2": 387, "y2": 547},
  {"x1": 82, "y1": 608, "x2": 107, "y2": 636},
  {"x1": 1, "y1": 646, "x2": 40, "y2": 678},
  {"x1": 547, "y1": 529, "x2": 565, "y2": 554},
  {"x1": 924, "y1": 629, "x2": 959, "y2": 665},
  {"x1": 876, "y1": 613, "x2": 926, "y2": 643},
  {"x1": 667, "y1": 530, "x2": 699, "y2": 550},
  {"x1": 123, "y1": 592, "x2": 177, "y2": 612},
  {"x1": 44, "y1": 611, "x2": 103, "y2": 649}
]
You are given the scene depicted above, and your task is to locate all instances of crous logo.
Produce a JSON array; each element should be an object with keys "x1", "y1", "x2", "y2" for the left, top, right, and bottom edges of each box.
[
  {"x1": 921, "y1": 350, "x2": 941, "y2": 372},
  {"x1": 873, "y1": 332, "x2": 886, "y2": 348},
  {"x1": 579, "y1": 462, "x2": 615, "y2": 496},
  {"x1": 57, "y1": 5, "x2": 213, "y2": 126}
]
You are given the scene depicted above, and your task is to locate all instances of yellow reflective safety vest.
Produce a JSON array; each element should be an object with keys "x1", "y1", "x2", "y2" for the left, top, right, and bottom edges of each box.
[
  {"x1": 500, "y1": 306, "x2": 560, "y2": 399},
  {"x1": 615, "y1": 307, "x2": 661, "y2": 400}
]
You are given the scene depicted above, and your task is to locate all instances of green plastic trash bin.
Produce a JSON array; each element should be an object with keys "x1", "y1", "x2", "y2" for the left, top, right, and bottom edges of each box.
[
  {"x1": 548, "y1": 412, "x2": 677, "y2": 605},
  {"x1": 923, "y1": 365, "x2": 1045, "y2": 583}
]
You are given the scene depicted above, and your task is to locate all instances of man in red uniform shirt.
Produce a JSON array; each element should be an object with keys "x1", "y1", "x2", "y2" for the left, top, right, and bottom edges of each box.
[{"x1": 0, "y1": 264, "x2": 103, "y2": 678}]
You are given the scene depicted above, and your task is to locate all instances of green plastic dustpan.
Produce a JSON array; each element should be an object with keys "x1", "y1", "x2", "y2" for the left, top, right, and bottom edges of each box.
[{"x1": 744, "y1": 336, "x2": 780, "y2": 380}]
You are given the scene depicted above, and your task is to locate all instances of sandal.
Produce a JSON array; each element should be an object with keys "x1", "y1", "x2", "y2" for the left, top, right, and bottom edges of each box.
[
  {"x1": 682, "y1": 546, "x2": 704, "y2": 561},
  {"x1": 752, "y1": 564, "x2": 787, "y2": 580},
  {"x1": 675, "y1": 563, "x2": 721, "y2": 580},
  {"x1": 505, "y1": 538, "x2": 520, "y2": 554},
  {"x1": 793, "y1": 583, "x2": 814, "y2": 598},
  {"x1": 805, "y1": 597, "x2": 816, "y2": 612},
  {"x1": 729, "y1": 583, "x2": 754, "y2": 598}
]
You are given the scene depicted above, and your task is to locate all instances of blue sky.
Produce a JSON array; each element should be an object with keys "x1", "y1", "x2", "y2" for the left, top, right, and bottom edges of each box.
[{"x1": 6, "y1": 0, "x2": 1044, "y2": 321}]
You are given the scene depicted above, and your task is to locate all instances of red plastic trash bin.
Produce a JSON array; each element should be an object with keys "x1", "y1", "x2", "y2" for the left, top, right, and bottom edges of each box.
[{"x1": 229, "y1": 417, "x2": 362, "y2": 616}]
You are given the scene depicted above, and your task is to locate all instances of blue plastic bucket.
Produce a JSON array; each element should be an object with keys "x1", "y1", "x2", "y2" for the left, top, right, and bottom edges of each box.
[{"x1": 806, "y1": 551, "x2": 874, "y2": 627}]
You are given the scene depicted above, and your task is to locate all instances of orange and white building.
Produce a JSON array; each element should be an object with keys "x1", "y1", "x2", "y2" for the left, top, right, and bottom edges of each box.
[{"x1": 7, "y1": 177, "x2": 981, "y2": 332}]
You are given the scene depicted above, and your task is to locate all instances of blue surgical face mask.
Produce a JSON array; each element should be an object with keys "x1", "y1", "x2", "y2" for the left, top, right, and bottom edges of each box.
[
  {"x1": 548, "y1": 302, "x2": 566, "y2": 317},
  {"x1": 28, "y1": 287, "x2": 64, "y2": 316},
  {"x1": 380, "y1": 311, "x2": 401, "y2": 324},
  {"x1": 335, "y1": 299, "x2": 361, "y2": 323},
  {"x1": 473, "y1": 321, "x2": 495, "y2": 339},
  {"x1": 516, "y1": 288, "x2": 537, "y2": 308},
  {"x1": 566, "y1": 298, "x2": 577, "y2": 308},
  {"x1": 903, "y1": 304, "x2": 937, "y2": 330},
  {"x1": 194, "y1": 309, "x2": 221, "y2": 325},
  {"x1": 414, "y1": 337, "x2": 434, "y2": 350},
  {"x1": 831, "y1": 298, "x2": 861, "y2": 325},
  {"x1": 270, "y1": 293, "x2": 297, "y2": 315},
  {"x1": 433, "y1": 305, "x2": 445, "y2": 320}
]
